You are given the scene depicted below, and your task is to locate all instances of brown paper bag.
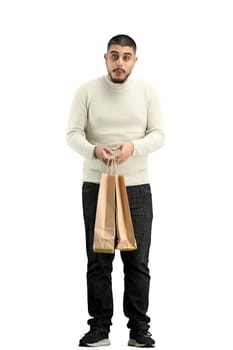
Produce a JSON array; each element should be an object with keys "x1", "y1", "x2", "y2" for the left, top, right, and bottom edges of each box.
[
  {"x1": 93, "y1": 173, "x2": 116, "y2": 253},
  {"x1": 115, "y1": 174, "x2": 137, "y2": 251},
  {"x1": 93, "y1": 161, "x2": 137, "y2": 253}
]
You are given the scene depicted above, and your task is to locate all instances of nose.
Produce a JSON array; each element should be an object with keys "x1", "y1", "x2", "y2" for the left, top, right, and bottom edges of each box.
[{"x1": 116, "y1": 56, "x2": 124, "y2": 66}]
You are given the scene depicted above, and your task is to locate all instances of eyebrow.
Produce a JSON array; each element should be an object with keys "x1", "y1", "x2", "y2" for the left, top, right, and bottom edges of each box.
[{"x1": 109, "y1": 50, "x2": 133, "y2": 56}]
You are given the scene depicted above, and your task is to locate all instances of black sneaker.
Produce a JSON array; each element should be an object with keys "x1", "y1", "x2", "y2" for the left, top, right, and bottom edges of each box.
[
  {"x1": 79, "y1": 327, "x2": 110, "y2": 347},
  {"x1": 128, "y1": 331, "x2": 155, "y2": 347}
]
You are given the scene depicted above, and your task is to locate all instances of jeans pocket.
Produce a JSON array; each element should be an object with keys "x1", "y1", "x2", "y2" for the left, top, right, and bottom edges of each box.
[
  {"x1": 82, "y1": 182, "x2": 99, "y2": 194},
  {"x1": 130, "y1": 206, "x2": 147, "y2": 223}
]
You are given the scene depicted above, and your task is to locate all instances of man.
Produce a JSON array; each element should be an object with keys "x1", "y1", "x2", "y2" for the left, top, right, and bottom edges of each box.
[{"x1": 66, "y1": 34, "x2": 165, "y2": 347}]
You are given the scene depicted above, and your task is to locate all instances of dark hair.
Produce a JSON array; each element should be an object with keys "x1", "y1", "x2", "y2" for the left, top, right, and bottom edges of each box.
[{"x1": 107, "y1": 34, "x2": 137, "y2": 53}]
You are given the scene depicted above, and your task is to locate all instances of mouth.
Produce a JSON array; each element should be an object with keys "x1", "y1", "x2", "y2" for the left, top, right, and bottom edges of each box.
[{"x1": 113, "y1": 68, "x2": 125, "y2": 74}]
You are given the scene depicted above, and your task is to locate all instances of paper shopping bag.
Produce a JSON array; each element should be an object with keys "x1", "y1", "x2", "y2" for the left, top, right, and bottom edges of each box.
[
  {"x1": 93, "y1": 173, "x2": 116, "y2": 253},
  {"x1": 115, "y1": 174, "x2": 137, "y2": 251}
]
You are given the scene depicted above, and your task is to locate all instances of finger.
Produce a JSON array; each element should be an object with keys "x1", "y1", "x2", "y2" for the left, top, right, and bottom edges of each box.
[
  {"x1": 112, "y1": 144, "x2": 122, "y2": 151},
  {"x1": 103, "y1": 150, "x2": 112, "y2": 158},
  {"x1": 115, "y1": 156, "x2": 124, "y2": 163},
  {"x1": 105, "y1": 149, "x2": 114, "y2": 156}
]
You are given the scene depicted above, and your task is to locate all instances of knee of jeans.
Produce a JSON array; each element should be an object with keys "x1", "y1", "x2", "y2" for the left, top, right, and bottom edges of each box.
[{"x1": 88, "y1": 255, "x2": 114, "y2": 273}]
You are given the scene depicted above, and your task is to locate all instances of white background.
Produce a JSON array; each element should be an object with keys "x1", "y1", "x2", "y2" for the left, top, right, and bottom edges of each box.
[{"x1": 0, "y1": 0, "x2": 233, "y2": 349}]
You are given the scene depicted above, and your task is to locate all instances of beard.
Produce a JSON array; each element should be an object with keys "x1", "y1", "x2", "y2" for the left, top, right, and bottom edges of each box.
[{"x1": 108, "y1": 71, "x2": 130, "y2": 84}]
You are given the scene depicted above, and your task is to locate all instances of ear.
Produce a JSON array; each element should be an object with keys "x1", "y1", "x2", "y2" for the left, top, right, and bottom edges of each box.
[
  {"x1": 132, "y1": 56, "x2": 138, "y2": 68},
  {"x1": 104, "y1": 53, "x2": 108, "y2": 63}
]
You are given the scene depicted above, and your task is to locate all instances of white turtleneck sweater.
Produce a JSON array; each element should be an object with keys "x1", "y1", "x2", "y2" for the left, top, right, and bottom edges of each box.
[{"x1": 66, "y1": 75, "x2": 165, "y2": 186}]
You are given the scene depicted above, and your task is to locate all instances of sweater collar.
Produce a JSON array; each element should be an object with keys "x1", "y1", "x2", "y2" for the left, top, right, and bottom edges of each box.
[{"x1": 103, "y1": 75, "x2": 131, "y2": 90}]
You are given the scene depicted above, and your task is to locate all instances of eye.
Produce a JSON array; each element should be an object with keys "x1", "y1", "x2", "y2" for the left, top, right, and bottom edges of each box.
[
  {"x1": 111, "y1": 54, "x2": 119, "y2": 61},
  {"x1": 123, "y1": 55, "x2": 131, "y2": 62}
]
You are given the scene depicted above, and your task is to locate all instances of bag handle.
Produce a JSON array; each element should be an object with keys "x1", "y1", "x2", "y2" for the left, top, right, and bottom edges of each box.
[{"x1": 106, "y1": 157, "x2": 119, "y2": 175}]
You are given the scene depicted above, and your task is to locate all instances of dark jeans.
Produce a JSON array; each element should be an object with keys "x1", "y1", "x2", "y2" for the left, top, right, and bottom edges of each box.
[{"x1": 82, "y1": 182, "x2": 153, "y2": 333}]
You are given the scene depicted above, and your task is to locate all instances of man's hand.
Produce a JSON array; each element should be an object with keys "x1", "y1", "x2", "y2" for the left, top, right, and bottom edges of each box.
[
  {"x1": 94, "y1": 145, "x2": 114, "y2": 163},
  {"x1": 112, "y1": 142, "x2": 134, "y2": 164}
]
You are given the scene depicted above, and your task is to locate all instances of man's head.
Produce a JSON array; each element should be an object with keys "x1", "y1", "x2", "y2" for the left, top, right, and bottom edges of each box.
[{"x1": 104, "y1": 34, "x2": 138, "y2": 84}]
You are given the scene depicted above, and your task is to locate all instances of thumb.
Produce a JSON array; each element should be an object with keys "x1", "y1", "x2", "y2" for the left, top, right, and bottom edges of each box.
[{"x1": 112, "y1": 144, "x2": 122, "y2": 151}]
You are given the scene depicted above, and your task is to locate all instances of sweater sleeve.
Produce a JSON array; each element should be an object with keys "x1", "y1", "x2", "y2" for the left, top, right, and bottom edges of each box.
[
  {"x1": 132, "y1": 86, "x2": 165, "y2": 156},
  {"x1": 66, "y1": 85, "x2": 96, "y2": 159}
]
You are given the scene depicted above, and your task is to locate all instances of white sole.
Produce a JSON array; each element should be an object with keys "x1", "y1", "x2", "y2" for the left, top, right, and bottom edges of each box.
[
  {"x1": 128, "y1": 338, "x2": 154, "y2": 347},
  {"x1": 85, "y1": 338, "x2": 111, "y2": 347}
]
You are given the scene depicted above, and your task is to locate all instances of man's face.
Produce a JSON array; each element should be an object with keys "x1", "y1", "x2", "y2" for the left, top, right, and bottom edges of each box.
[{"x1": 104, "y1": 45, "x2": 137, "y2": 83}]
